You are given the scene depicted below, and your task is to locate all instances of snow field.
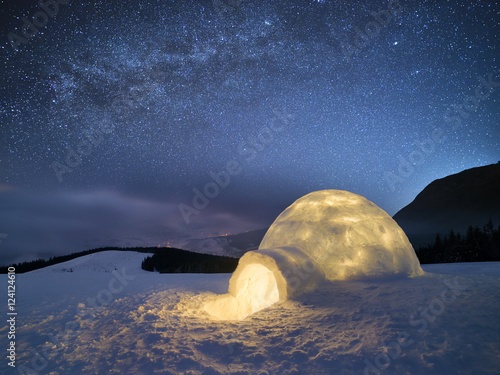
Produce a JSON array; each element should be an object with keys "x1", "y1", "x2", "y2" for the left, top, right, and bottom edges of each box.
[{"x1": 0, "y1": 252, "x2": 498, "y2": 374}]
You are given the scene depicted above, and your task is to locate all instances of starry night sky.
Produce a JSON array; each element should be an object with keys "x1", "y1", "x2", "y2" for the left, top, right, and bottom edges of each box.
[{"x1": 0, "y1": 0, "x2": 499, "y2": 265}]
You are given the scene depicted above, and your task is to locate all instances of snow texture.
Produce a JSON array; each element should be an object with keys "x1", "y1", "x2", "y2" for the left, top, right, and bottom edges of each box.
[
  {"x1": 205, "y1": 190, "x2": 424, "y2": 319},
  {"x1": 2, "y1": 251, "x2": 499, "y2": 375},
  {"x1": 259, "y1": 190, "x2": 424, "y2": 281}
]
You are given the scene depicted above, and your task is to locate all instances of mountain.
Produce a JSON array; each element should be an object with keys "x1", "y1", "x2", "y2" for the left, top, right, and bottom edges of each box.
[
  {"x1": 172, "y1": 228, "x2": 268, "y2": 258},
  {"x1": 393, "y1": 162, "x2": 500, "y2": 247}
]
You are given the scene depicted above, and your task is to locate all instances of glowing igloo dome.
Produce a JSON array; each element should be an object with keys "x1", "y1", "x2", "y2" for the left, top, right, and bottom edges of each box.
[
  {"x1": 260, "y1": 189, "x2": 423, "y2": 280},
  {"x1": 204, "y1": 190, "x2": 423, "y2": 320}
]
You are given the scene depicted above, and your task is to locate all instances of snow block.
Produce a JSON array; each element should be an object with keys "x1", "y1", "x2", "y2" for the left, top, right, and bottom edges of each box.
[{"x1": 228, "y1": 246, "x2": 323, "y2": 301}]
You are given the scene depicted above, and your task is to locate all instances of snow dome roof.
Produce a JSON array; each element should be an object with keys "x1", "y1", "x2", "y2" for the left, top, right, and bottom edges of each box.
[{"x1": 259, "y1": 189, "x2": 424, "y2": 280}]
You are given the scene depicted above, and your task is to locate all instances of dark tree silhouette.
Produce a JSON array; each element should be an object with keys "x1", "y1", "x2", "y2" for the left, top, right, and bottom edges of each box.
[
  {"x1": 141, "y1": 248, "x2": 238, "y2": 273},
  {"x1": 417, "y1": 219, "x2": 500, "y2": 264}
]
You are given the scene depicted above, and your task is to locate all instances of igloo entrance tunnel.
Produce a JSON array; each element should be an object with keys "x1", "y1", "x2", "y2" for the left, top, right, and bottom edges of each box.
[{"x1": 204, "y1": 190, "x2": 424, "y2": 320}]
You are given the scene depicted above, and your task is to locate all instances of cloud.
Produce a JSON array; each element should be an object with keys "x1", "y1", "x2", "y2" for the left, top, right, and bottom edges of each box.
[
  {"x1": 0, "y1": 190, "x2": 266, "y2": 266},
  {"x1": 0, "y1": 183, "x2": 18, "y2": 192}
]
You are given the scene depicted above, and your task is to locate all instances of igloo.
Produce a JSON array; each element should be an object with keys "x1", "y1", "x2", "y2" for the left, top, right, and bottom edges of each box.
[{"x1": 204, "y1": 190, "x2": 424, "y2": 320}]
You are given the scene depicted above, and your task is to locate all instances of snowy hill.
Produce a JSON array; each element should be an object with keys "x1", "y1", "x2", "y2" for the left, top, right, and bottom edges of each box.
[
  {"x1": 27, "y1": 250, "x2": 151, "y2": 274},
  {"x1": 1, "y1": 251, "x2": 499, "y2": 374}
]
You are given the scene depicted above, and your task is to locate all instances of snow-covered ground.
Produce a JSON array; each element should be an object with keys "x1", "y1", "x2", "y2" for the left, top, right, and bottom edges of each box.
[{"x1": 1, "y1": 251, "x2": 499, "y2": 374}]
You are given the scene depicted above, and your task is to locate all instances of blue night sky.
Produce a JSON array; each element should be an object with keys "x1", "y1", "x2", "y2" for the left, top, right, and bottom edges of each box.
[{"x1": 0, "y1": 0, "x2": 499, "y2": 265}]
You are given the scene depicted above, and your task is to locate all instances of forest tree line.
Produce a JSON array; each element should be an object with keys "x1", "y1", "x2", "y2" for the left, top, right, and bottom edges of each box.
[
  {"x1": 417, "y1": 219, "x2": 500, "y2": 264},
  {"x1": 141, "y1": 248, "x2": 238, "y2": 273}
]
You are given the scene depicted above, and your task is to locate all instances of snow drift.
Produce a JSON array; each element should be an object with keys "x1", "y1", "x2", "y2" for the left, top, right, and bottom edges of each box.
[{"x1": 204, "y1": 190, "x2": 424, "y2": 320}]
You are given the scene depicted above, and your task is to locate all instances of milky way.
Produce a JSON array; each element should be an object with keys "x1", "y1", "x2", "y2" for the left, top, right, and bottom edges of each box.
[{"x1": 0, "y1": 0, "x2": 499, "y2": 263}]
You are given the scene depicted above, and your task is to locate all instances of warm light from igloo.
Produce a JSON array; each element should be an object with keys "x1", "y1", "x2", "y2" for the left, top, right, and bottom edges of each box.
[
  {"x1": 235, "y1": 263, "x2": 279, "y2": 312},
  {"x1": 259, "y1": 189, "x2": 424, "y2": 280},
  {"x1": 204, "y1": 263, "x2": 279, "y2": 320},
  {"x1": 203, "y1": 190, "x2": 423, "y2": 320}
]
